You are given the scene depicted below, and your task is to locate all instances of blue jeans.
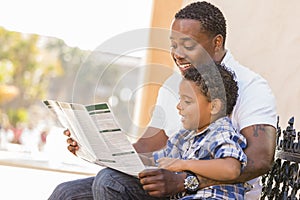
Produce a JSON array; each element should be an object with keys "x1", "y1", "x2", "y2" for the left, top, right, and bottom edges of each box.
[
  {"x1": 48, "y1": 168, "x2": 168, "y2": 200},
  {"x1": 48, "y1": 176, "x2": 94, "y2": 200}
]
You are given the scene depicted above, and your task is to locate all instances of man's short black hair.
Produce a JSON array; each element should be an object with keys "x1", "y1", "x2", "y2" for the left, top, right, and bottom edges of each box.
[{"x1": 175, "y1": 1, "x2": 227, "y2": 45}]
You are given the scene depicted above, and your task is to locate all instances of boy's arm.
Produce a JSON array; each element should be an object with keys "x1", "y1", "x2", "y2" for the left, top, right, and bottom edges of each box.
[
  {"x1": 184, "y1": 157, "x2": 242, "y2": 181},
  {"x1": 133, "y1": 127, "x2": 168, "y2": 153},
  {"x1": 197, "y1": 124, "x2": 276, "y2": 188},
  {"x1": 138, "y1": 153, "x2": 156, "y2": 166},
  {"x1": 159, "y1": 157, "x2": 242, "y2": 181}
]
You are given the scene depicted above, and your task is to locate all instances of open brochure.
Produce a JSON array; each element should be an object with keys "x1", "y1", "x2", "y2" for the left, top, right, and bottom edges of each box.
[{"x1": 43, "y1": 100, "x2": 155, "y2": 177}]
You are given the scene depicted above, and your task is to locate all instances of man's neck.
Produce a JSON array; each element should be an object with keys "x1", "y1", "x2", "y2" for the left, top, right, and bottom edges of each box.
[{"x1": 214, "y1": 49, "x2": 227, "y2": 64}]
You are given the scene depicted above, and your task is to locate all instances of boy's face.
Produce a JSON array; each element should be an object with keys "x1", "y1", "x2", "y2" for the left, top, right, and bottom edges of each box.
[
  {"x1": 177, "y1": 79, "x2": 211, "y2": 132},
  {"x1": 170, "y1": 19, "x2": 216, "y2": 74}
]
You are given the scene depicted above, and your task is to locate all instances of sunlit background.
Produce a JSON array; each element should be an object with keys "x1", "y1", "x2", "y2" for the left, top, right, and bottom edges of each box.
[
  {"x1": 0, "y1": 0, "x2": 153, "y2": 199},
  {"x1": 1, "y1": 0, "x2": 300, "y2": 199},
  {"x1": 0, "y1": 0, "x2": 152, "y2": 51}
]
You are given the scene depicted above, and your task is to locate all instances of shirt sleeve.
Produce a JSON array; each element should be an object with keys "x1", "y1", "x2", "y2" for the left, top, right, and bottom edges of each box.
[
  {"x1": 231, "y1": 72, "x2": 277, "y2": 132},
  {"x1": 214, "y1": 134, "x2": 248, "y2": 170}
]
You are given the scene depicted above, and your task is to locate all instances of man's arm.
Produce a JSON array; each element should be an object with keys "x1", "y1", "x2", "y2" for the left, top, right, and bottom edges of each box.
[
  {"x1": 235, "y1": 124, "x2": 276, "y2": 181},
  {"x1": 197, "y1": 124, "x2": 276, "y2": 188}
]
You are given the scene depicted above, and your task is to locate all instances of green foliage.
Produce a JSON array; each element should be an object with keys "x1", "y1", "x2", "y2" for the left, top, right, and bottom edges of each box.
[
  {"x1": 0, "y1": 27, "x2": 65, "y2": 126},
  {"x1": 0, "y1": 26, "x2": 141, "y2": 130},
  {"x1": 7, "y1": 108, "x2": 28, "y2": 127},
  {"x1": 0, "y1": 59, "x2": 14, "y2": 84}
]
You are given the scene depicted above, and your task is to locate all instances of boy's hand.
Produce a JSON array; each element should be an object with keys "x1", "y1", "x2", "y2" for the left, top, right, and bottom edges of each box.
[{"x1": 157, "y1": 157, "x2": 183, "y2": 172}]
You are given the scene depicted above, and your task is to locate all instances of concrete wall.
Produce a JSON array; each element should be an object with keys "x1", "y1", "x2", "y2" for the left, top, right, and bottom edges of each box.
[{"x1": 135, "y1": 0, "x2": 183, "y2": 128}]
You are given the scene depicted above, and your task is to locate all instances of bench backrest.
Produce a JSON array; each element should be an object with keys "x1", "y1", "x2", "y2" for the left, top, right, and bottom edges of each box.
[{"x1": 260, "y1": 117, "x2": 300, "y2": 199}]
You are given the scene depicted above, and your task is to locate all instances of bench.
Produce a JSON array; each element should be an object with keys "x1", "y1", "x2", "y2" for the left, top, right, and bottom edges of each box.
[{"x1": 260, "y1": 117, "x2": 300, "y2": 199}]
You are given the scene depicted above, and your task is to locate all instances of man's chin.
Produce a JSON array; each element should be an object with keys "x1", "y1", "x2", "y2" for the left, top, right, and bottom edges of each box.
[{"x1": 179, "y1": 67, "x2": 191, "y2": 74}]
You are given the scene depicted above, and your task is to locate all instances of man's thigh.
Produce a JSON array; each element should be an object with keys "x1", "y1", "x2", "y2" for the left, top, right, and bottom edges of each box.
[
  {"x1": 48, "y1": 176, "x2": 95, "y2": 200},
  {"x1": 92, "y1": 168, "x2": 167, "y2": 200}
]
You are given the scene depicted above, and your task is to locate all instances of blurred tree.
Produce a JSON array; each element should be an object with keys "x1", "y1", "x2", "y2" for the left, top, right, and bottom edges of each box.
[
  {"x1": 0, "y1": 27, "x2": 141, "y2": 133},
  {"x1": 44, "y1": 37, "x2": 88, "y2": 102},
  {"x1": 0, "y1": 27, "x2": 62, "y2": 126}
]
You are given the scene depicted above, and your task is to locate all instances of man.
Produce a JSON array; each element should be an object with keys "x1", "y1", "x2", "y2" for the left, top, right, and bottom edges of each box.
[{"x1": 49, "y1": 1, "x2": 276, "y2": 199}]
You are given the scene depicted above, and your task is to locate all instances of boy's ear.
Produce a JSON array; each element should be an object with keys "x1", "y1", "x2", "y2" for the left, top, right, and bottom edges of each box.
[{"x1": 211, "y1": 99, "x2": 222, "y2": 115}]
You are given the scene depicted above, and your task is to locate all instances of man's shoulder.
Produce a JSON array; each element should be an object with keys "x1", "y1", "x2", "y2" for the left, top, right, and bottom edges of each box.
[{"x1": 223, "y1": 50, "x2": 269, "y2": 86}]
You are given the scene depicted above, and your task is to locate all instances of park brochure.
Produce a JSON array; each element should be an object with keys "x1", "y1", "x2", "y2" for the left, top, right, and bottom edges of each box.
[{"x1": 43, "y1": 100, "x2": 152, "y2": 176}]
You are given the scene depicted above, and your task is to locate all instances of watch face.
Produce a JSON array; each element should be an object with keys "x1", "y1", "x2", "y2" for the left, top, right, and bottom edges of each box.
[{"x1": 185, "y1": 175, "x2": 200, "y2": 192}]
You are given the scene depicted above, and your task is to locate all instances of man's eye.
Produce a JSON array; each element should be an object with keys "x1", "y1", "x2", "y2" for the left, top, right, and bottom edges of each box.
[
  {"x1": 183, "y1": 41, "x2": 196, "y2": 50},
  {"x1": 184, "y1": 45, "x2": 195, "y2": 50}
]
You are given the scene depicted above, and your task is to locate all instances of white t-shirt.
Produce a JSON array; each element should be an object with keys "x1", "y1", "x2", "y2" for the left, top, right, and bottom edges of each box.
[
  {"x1": 150, "y1": 50, "x2": 277, "y2": 134},
  {"x1": 149, "y1": 50, "x2": 277, "y2": 199}
]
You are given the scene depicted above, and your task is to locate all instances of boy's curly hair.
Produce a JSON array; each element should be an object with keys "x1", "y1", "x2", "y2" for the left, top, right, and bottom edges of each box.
[{"x1": 183, "y1": 63, "x2": 238, "y2": 116}]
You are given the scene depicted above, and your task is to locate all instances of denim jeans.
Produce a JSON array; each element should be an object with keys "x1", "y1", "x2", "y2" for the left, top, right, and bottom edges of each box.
[
  {"x1": 48, "y1": 176, "x2": 94, "y2": 200},
  {"x1": 48, "y1": 168, "x2": 168, "y2": 200}
]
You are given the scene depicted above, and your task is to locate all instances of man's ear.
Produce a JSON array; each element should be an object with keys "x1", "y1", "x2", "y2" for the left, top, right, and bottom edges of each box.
[
  {"x1": 213, "y1": 34, "x2": 223, "y2": 52},
  {"x1": 211, "y1": 99, "x2": 222, "y2": 115}
]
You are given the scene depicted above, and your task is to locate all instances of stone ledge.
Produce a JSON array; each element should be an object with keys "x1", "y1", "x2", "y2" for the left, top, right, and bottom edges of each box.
[{"x1": 0, "y1": 150, "x2": 101, "y2": 175}]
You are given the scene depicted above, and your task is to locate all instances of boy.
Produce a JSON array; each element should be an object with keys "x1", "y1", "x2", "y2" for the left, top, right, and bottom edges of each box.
[{"x1": 152, "y1": 64, "x2": 247, "y2": 199}]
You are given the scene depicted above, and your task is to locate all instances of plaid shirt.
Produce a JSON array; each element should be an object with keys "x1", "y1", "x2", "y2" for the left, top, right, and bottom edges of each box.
[{"x1": 153, "y1": 116, "x2": 247, "y2": 200}]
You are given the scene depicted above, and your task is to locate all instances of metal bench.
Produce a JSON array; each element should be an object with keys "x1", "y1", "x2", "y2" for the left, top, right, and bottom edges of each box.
[{"x1": 260, "y1": 117, "x2": 300, "y2": 199}]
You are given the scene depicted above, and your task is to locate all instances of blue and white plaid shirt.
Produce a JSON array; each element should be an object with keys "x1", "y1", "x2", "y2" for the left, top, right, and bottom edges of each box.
[{"x1": 153, "y1": 116, "x2": 247, "y2": 200}]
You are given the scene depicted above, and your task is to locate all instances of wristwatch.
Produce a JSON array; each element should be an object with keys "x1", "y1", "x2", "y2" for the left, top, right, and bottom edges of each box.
[{"x1": 184, "y1": 171, "x2": 200, "y2": 194}]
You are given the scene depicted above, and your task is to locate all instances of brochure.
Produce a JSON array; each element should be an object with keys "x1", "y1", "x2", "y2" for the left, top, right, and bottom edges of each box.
[{"x1": 43, "y1": 100, "x2": 152, "y2": 176}]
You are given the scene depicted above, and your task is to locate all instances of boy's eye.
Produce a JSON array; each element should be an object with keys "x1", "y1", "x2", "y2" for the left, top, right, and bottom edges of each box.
[{"x1": 184, "y1": 100, "x2": 191, "y2": 104}]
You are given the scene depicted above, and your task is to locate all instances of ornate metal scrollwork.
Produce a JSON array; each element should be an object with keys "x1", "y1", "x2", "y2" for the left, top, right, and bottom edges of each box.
[{"x1": 260, "y1": 117, "x2": 300, "y2": 200}]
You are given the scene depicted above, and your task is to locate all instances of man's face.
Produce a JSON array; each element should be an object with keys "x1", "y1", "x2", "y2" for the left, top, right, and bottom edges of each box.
[{"x1": 170, "y1": 19, "x2": 216, "y2": 74}]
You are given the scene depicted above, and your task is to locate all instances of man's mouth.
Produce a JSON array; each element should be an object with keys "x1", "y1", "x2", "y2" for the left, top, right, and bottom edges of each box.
[{"x1": 178, "y1": 63, "x2": 192, "y2": 71}]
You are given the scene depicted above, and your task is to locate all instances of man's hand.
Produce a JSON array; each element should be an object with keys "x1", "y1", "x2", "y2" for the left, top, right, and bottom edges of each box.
[
  {"x1": 64, "y1": 129, "x2": 79, "y2": 155},
  {"x1": 138, "y1": 168, "x2": 185, "y2": 197}
]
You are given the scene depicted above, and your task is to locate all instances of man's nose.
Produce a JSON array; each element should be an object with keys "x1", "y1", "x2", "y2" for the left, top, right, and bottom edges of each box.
[{"x1": 172, "y1": 48, "x2": 185, "y2": 60}]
